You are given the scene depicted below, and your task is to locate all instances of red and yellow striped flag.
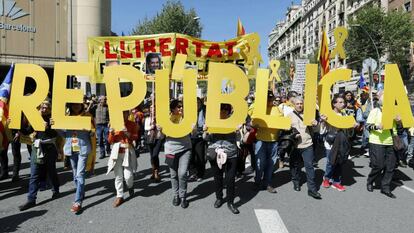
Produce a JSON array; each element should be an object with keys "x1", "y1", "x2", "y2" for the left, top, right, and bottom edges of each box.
[
  {"x1": 318, "y1": 30, "x2": 330, "y2": 78},
  {"x1": 237, "y1": 18, "x2": 245, "y2": 36}
]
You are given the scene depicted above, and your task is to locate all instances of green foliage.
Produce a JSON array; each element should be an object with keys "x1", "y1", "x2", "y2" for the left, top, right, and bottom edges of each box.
[
  {"x1": 345, "y1": 5, "x2": 414, "y2": 76},
  {"x1": 131, "y1": 0, "x2": 202, "y2": 37}
]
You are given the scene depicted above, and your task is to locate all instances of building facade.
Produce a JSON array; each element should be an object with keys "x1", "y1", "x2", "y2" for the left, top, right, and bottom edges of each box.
[
  {"x1": 268, "y1": 5, "x2": 303, "y2": 62},
  {"x1": 0, "y1": 0, "x2": 111, "y2": 95},
  {"x1": 269, "y1": 0, "x2": 390, "y2": 92}
]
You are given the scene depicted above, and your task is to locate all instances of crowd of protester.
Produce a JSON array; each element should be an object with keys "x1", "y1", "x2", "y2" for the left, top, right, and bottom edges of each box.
[{"x1": 1, "y1": 88, "x2": 413, "y2": 215}]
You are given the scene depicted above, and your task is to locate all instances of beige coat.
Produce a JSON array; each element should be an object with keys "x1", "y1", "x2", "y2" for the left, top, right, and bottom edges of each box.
[
  {"x1": 288, "y1": 111, "x2": 314, "y2": 149},
  {"x1": 106, "y1": 142, "x2": 138, "y2": 175}
]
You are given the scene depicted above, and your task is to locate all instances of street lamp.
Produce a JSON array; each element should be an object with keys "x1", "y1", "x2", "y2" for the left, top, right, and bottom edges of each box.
[
  {"x1": 182, "y1": 16, "x2": 200, "y2": 34},
  {"x1": 350, "y1": 24, "x2": 381, "y2": 109}
]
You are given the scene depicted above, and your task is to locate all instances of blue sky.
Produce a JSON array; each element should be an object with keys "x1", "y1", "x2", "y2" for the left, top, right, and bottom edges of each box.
[{"x1": 111, "y1": 0, "x2": 301, "y2": 67}]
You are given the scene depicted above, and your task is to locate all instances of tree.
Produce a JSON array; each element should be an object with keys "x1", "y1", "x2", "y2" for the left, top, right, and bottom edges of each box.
[
  {"x1": 345, "y1": 6, "x2": 414, "y2": 78},
  {"x1": 131, "y1": 0, "x2": 202, "y2": 37}
]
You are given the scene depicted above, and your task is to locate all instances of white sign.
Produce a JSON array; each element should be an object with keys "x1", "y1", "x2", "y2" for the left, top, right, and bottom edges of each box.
[
  {"x1": 291, "y1": 59, "x2": 309, "y2": 94},
  {"x1": 363, "y1": 57, "x2": 377, "y2": 72}
]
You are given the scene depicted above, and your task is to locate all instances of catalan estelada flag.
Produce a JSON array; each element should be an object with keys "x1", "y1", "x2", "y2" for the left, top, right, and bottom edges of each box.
[
  {"x1": 237, "y1": 18, "x2": 245, "y2": 36},
  {"x1": 318, "y1": 30, "x2": 330, "y2": 78},
  {"x1": 0, "y1": 64, "x2": 13, "y2": 150}
]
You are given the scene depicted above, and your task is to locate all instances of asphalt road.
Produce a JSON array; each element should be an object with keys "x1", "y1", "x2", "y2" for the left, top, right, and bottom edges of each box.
[{"x1": 1, "y1": 145, "x2": 414, "y2": 233}]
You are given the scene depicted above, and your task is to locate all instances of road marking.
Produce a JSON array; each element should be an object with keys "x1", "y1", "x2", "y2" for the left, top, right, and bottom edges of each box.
[
  {"x1": 392, "y1": 181, "x2": 414, "y2": 194},
  {"x1": 400, "y1": 185, "x2": 414, "y2": 194},
  {"x1": 254, "y1": 209, "x2": 289, "y2": 233}
]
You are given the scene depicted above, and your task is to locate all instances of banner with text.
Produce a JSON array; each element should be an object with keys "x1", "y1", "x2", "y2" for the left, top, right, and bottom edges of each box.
[{"x1": 88, "y1": 33, "x2": 262, "y2": 83}]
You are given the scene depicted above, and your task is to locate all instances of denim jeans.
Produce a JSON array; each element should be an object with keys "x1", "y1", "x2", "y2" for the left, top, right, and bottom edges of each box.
[
  {"x1": 397, "y1": 132, "x2": 409, "y2": 162},
  {"x1": 28, "y1": 145, "x2": 60, "y2": 202},
  {"x1": 324, "y1": 148, "x2": 342, "y2": 184},
  {"x1": 254, "y1": 140, "x2": 278, "y2": 187},
  {"x1": 69, "y1": 152, "x2": 88, "y2": 204},
  {"x1": 408, "y1": 135, "x2": 414, "y2": 159},
  {"x1": 290, "y1": 146, "x2": 317, "y2": 192},
  {"x1": 96, "y1": 123, "x2": 110, "y2": 156},
  {"x1": 169, "y1": 150, "x2": 191, "y2": 198}
]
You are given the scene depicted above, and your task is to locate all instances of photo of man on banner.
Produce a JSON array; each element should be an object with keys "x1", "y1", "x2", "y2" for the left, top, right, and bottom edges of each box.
[{"x1": 146, "y1": 53, "x2": 162, "y2": 75}]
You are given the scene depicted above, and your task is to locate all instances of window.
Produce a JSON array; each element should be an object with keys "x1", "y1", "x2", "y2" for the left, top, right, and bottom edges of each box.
[{"x1": 405, "y1": 2, "x2": 412, "y2": 12}]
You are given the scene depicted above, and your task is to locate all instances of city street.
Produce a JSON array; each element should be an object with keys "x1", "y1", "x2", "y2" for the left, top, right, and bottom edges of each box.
[{"x1": 1, "y1": 146, "x2": 414, "y2": 233}]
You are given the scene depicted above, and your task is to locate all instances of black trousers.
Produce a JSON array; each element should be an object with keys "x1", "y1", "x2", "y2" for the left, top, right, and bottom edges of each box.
[
  {"x1": 191, "y1": 138, "x2": 206, "y2": 178},
  {"x1": 148, "y1": 138, "x2": 164, "y2": 169},
  {"x1": 290, "y1": 146, "x2": 317, "y2": 192},
  {"x1": 367, "y1": 143, "x2": 396, "y2": 192},
  {"x1": 0, "y1": 147, "x2": 9, "y2": 177},
  {"x1": 210, "y1": 158, "x2": 237, "y2": 203},
  {"x1": 11, "y1": 141, "x2": 32, "y2": 176}
]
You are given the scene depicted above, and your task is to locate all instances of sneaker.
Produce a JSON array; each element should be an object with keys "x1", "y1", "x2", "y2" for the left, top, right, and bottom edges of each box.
[
  {"x1": 332, "y1": 183, "x2": 346, "y2": 192},
  {"x1": 70, "y1": 203, "x2": 81, "y2": 213},
  {"x1": 266, "y1": 186, "x2": 277, "y2": 193},
  {"x1": 322, "y1": 178, "x2": 331, "y2": 188}
]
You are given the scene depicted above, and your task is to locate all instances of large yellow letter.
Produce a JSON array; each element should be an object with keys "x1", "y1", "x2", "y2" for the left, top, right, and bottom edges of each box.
[
  {"x1": 382, "y1": 64, "x2": 414, "y2": 129},
  {"x1": 9, "y1": 64, "x2": 49, "y2": 131},
  {"x1": 205, "y1": 63, "x2": 249, "y2": 133},
  {"x1": 303, "y1": 64, "x2": 318, "y2": 125},
  {"x1": 319, "y1": 69, "x2": 355, "y2": 128},
  {"x1": 252, "y1": 68, "x2": 290, "y2": 129},
  {"x1": 156, "y1": 69, "x2": 197, "y2": 137},
  {"x1": 52, "y1": 62, "x2": 93, "y2": 130},
  {"x1": 105, "y1": 65, "x2": 146, "y2": 131}
]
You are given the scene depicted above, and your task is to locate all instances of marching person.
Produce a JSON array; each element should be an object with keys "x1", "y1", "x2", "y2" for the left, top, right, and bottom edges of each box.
[
  {"x1": 288, "y1": 97, "x2": 321, "y2": 199},
  {"x1": 164, "y1": 99, "x2": 192, "y2": 208},
  {"x1": 55, "y1": 103, "x2": 93, "y2": 214},
  {"x1": 93, "y1": 96, "x2": 111, "y2": 159},
  {"x1": 107, "y1": 111, "x2": 139, "y2": 207},
  {"x1": 250, "y1": 91, "x2": 280, "y2": 193},
  {"x1": 320, "y1": 95, "x2": 355, "y2": 192},
  {"x1": 203, "y1": 104, "x2": 240, "y2": 214},
  {"x1": 366, "y1": 93, "x2": 400, "y2": 198},
  {"x1": 19, "y1": 101, "x2": 60, "y2": 211},
  {"x1": 144, "y1": 103, "x2": 164, "y2": 182}
]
